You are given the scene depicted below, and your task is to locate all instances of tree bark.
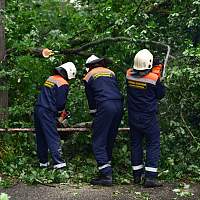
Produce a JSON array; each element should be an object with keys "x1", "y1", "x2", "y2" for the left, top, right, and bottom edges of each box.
[
  {"x1": 0, "y1": 127, "x2": 130, "y2": 134},
  {"x1": 0, "y1": 0, "x2": 5, "y2": 62},
  {"x1": 0, "y1": 0, "x2": 8, "y2": 122}
]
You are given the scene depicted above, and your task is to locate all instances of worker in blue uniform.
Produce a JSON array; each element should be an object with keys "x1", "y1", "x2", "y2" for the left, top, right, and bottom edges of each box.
[
  {"x1": 34, "y1": 62, "x2": 77, "y2": 169},
  {"x1": 126, "y1": 49, "x2": 165, "y2": 187},
  {"x1": 83, "y1": 55, "x2": 123, "y2": 186}
]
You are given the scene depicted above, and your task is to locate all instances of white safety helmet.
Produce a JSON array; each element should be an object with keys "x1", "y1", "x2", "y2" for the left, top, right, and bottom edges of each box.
[
  {"x1": 133, "y1": 49, "x2": 153, "y2": 71},
  {"x1": 86, "y1": 55, "x2": 105, "y2": 65},
  {"x1": 85, "y1": 55, "x2": 105, "y2": 72},
  {"x1": 56, "y1": 62, "x2": 77, "y2": 79}
]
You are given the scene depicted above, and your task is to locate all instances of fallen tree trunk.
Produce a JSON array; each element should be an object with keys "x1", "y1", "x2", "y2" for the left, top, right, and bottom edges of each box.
[{"x1": 0, "y1": 127, "x2": 130, "y2": 134}]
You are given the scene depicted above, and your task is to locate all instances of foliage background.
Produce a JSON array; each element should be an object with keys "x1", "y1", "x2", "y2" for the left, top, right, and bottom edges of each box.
[{"x1": 0, "y1": 0, "x2": 200, "y2": 185}]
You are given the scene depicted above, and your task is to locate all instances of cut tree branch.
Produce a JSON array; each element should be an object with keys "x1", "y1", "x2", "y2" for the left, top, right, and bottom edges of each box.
[
  {"x1": 60, "y1": 37, "x2": 132, "y2": 54},
  {"x1": 5, "y1": 37, "x2": 171, "y2": 76},
  {"x1": 62, "y1": 37, "x2": 170, "y2": 54}
]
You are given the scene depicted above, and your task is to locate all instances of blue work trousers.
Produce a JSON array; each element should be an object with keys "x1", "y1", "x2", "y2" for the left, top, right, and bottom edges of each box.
[
  {"x1": 92, "y1": 100, "x2": 123, "y2": 176},
  {"x1": 129, "y1": 112, "x2": 160, "y2": 178},
  {"x1": 34, "y1": 106, "x2": 65, "y2": 165}
]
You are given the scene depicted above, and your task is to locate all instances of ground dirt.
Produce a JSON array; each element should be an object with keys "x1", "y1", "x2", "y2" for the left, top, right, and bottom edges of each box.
[{"x1": 0, "y1": 181, "x2": 200, "y2": 200}]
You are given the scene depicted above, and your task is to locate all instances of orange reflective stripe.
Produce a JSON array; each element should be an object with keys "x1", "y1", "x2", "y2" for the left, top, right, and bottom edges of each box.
[
  {"x1": 142, "y1": 72, "x2": 158, "y2": 81},
  {"x1": 126, "y1": 68, "x2": 133, "y2": 76},
  {"x1": 53, "y1": 75, "x2": 69, "y2": 85},
  {"x1": 126, "y1": 71, "x2": 158, "y2": 85},
  {"x1": 83, "y1": 67, "x2": 115, "y2": 82},
  {"x1": 143, "y1": 72, "x2": 158, "y2": 81},
  {"x1": 47, "y1": 75, "x2": 68, "y2": 87}
]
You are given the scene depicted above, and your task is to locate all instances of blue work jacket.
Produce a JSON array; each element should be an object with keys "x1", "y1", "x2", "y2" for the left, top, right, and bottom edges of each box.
[
  {"x1": 36, "y1": 75, "x2": 69, "y2": 112},
  {"x1": 126, "y1": 68, "x2": 165, "y2": 114},
  {"x1": 83, "y1": 67, "x2": 123, "y2": 113}
]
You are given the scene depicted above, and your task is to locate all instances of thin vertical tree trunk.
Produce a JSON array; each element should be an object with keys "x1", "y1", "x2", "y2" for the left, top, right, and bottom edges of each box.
[
  {"x1": 0, "y1": 0, "x2": 5, "y2": 61},
  {"x1": 0, "y1": 0, "x2": 8, "y2": 122}
]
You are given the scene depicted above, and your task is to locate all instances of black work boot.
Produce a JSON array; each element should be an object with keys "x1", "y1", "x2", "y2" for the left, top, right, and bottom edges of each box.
[
  {"x1": 90, "y1": 174, "x2": 112, "y2": 186},
  {"x1": 144, "y1": 177, "x2": 163, "y2": 188}
]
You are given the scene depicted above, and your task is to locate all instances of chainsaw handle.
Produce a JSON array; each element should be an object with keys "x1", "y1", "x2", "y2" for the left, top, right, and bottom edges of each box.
[{"x1": 161, "y1": 44, "x2": 171, "y2": 80}]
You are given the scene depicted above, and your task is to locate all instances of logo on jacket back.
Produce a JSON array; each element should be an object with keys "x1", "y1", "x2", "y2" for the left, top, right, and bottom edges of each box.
[
  {"x1": 93, "y1": 73, "x2": 113, "y2": 80},
  {"x1": 128, "y1": 80, "x2": 147, "y2": 89},
  {"x1": 44, "y1": 80, "x2": 55, "y2": 88}
]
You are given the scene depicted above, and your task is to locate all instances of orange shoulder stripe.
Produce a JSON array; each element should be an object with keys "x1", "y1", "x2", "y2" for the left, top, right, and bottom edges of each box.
[
  {"x1": 83, "y1": 67, "x2": 115, "y2": 82},
  {"x1": 126, "y1": 71, "x2": 158, "y2": 85},
  {"x1": 47, "y1": 75, "x2": 69, "y2": 87},
  {"x1": 143, "y1": 72, "x2": 158, "y2": 81},
  {"x1": 126, "y1": 68, "x2": 133, "y2": 76}
]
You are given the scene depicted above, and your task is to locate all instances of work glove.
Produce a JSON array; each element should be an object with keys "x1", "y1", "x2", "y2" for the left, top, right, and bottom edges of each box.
[
  {"x1": 57, "y1": 110, "x2": 70, "y2": 127},
  {"x1": 151, "y1": 58, "x2": 164, "y2": 78},
  {"x1": 152, "y1": 64, "x2": 163, "y2": 78}
]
